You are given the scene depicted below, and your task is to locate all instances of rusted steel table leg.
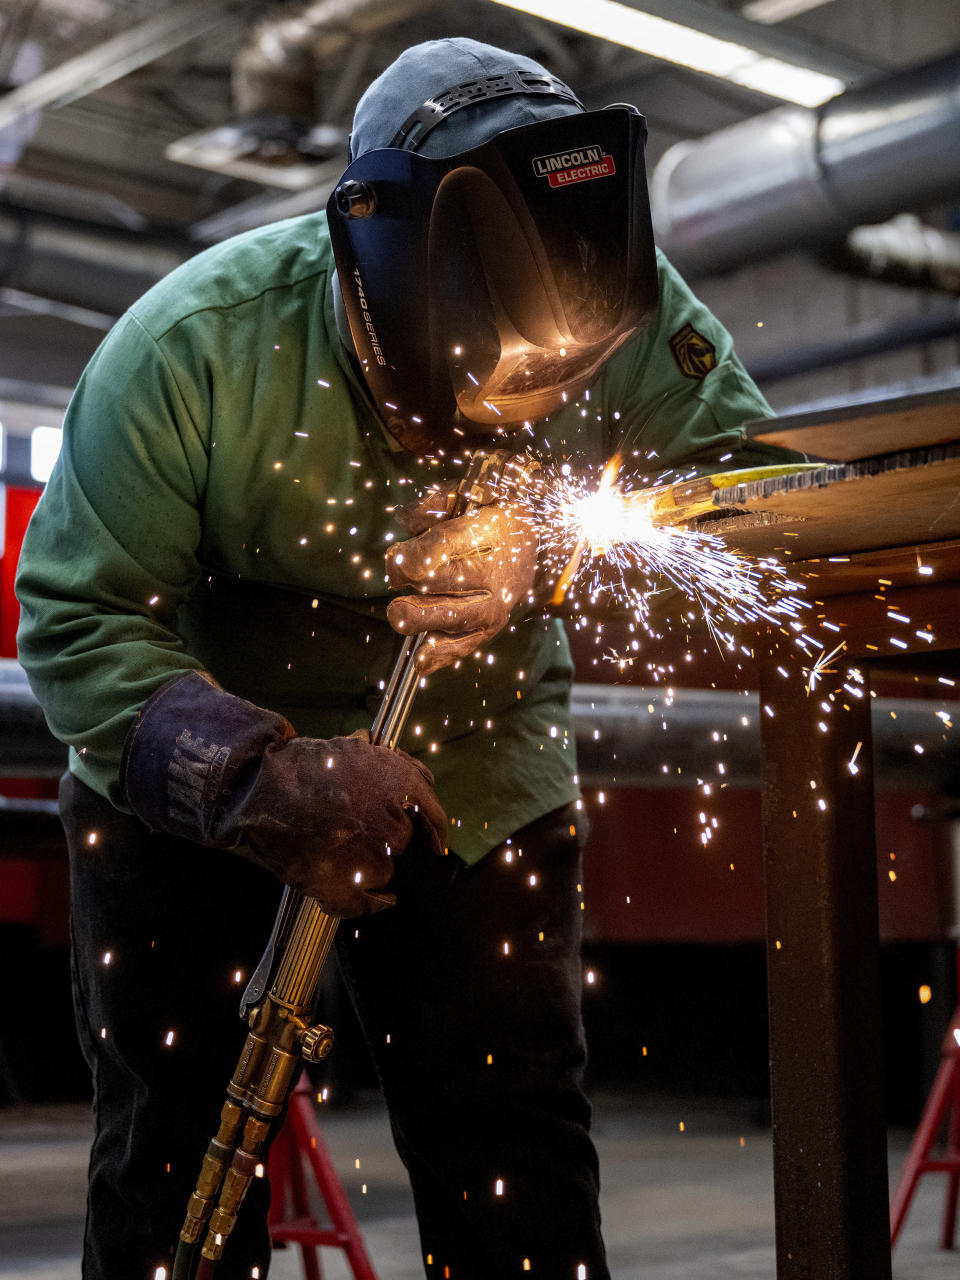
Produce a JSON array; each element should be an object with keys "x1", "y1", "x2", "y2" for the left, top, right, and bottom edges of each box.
[{"x1": 758, "y1": 644, "x2": 891, "y2": 1279}]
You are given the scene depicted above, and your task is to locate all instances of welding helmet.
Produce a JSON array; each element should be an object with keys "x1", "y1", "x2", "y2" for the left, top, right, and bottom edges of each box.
[{"x1": 327, "y1": 39, "x2": 659, "y2": 451}]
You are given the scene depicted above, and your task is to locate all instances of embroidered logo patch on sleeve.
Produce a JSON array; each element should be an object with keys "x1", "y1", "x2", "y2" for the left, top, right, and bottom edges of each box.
[{"x1": 669, "y1": 323, "x2": 718, "y2": 380}]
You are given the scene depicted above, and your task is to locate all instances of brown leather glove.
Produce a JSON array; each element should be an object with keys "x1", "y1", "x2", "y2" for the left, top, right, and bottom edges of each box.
[
  {"x1": 385, "y1": 485, "x2": 539, "y2": 675},
  {"x1": 120, "y1": 671, "x2": 447, "y2": 917}
]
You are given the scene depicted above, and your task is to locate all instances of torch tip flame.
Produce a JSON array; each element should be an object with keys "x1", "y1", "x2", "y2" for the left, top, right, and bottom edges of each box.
[{"x1": 549, "y1": 453, "x2": 624, "y2": 606}]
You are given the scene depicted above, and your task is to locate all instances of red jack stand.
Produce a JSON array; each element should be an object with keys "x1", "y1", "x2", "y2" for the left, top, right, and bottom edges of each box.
[
  {"x1": 890, "y1": 976, "x2": 960, "y2": 1250},
  {"x1": 268, "y1": 1075, "x2": 380, "y2": 1280}
]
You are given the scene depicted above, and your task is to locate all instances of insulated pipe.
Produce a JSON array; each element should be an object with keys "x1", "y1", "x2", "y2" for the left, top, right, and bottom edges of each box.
[
  {"x1": 828, "y1": 215, "x2": 960, "y2": 294},
  {"x1": 651, "y1": 53, "x2": 960, "y2": 279},
  {"x1": 232, "y1": 0, "x2": 440, "y2": 122}
]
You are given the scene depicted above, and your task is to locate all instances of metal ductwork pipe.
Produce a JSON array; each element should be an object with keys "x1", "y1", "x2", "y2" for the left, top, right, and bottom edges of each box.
[
  {"x1": 3, "y1": 660, "x2": 956, "y2": 791},
  {"x1": 825, "y1": 214, "x2": 960, "y2": 293},
  {"x1": 746, "y1": 302, "x2": 960, "y2": 383},
  {"x1": 571, "y1": 684, "x2": 959, "y2": 792},
  {"x1": 0, "y1": 210, "x2": 192, "y2": 316},
  {"x1": 233, "y1": 0, "x2": 440, "y2": 122},
  {"x1": 651, "y1": 53, "x2": 960, "y2": 279}
]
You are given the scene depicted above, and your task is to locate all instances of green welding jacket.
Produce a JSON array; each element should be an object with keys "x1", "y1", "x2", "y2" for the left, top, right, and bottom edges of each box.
[{"x1": 15, "y1": 211, "x2": 801, "y2": 864}]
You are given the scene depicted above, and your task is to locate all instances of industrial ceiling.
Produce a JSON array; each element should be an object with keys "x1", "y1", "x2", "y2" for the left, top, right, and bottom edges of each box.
[{"x1": 0, "y1": 0, "x2": 958, "y2": 454}]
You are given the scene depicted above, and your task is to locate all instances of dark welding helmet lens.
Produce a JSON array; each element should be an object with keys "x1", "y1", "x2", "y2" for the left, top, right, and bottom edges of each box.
[{"x1": 429, "y1": 160, "x2": 638, "y2": 426}]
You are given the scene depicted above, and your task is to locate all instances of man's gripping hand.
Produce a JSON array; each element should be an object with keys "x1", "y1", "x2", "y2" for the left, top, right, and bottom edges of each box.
[
  {"x1": 385, "y1": 484, "x2": 539, "y2": 675},
  {"x1": 120, "y1": 672, "x2": 447, "y2": 917}
]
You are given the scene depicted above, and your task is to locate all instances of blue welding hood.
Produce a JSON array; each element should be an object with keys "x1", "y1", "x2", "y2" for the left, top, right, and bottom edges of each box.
[{"x1": 328, "y1": 44, "x2": 659, "y2": 451}]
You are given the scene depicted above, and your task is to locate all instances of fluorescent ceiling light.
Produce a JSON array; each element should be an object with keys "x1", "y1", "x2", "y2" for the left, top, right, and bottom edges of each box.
[
  {"x1": 741, "y1": 0, "x2": 839, "y2": 23},
  {"x1": 489, "y1": 0, "x2": 845, "y2": 107}
]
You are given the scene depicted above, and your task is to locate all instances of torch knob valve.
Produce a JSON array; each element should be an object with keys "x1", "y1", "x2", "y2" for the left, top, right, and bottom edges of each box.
[{"x1": 300, "y1": 1023, "x2": 335, "y2": 1063}]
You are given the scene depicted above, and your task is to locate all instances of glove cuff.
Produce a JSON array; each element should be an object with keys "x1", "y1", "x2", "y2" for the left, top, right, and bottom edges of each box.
[{"x1": 120, "y1": 670, "x2": 295, "y2": 844}]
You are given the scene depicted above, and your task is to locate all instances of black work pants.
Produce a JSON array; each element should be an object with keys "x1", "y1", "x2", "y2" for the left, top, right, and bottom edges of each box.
[{"x1": 63, "y1": 771, "x2": 609, "y2": 1280}]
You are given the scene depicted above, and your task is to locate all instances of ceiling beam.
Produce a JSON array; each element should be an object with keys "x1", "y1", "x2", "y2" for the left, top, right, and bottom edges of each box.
[{"x1": 0, "y1": 0, "x2": 258, "y2": 134}]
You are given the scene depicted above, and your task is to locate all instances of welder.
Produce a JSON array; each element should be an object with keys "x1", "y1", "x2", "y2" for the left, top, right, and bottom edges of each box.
[{"x1": 16, "y1": 36, "x2": 802, "y2": 1280}]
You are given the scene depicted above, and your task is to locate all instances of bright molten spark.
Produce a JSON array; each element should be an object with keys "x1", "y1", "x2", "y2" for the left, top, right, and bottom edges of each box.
[
  {"x1": 569, "y1": 451, "x2": 629, "y2": 555},
  {"x1": 529, "y1": 459, "x2": 810, "y2": 647},
  {"x1": 550, "y1": 453, "x2": 625, "y2": 604}
]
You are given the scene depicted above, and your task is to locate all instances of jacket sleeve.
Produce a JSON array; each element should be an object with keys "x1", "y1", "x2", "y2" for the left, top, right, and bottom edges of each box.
[
  {"x1": 15, "y1": 310, "x2": 211, "y2": 808},
  {"x1": 600, "y1": 251, "x2": 807, "y2": 475}
]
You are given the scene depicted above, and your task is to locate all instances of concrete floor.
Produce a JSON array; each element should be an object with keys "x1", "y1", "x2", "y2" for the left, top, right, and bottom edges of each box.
[{"x1": 0, "y1": 1091, "x2": 956, "y2": 1280}]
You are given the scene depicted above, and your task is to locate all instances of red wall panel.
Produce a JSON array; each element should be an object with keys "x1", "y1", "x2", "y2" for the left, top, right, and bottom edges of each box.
[
  {"x1": 581, "y1": 785, "x2": 955, "y2": 945},
  {"x1": 1, "y1": 484, "x2": 41, "y2": 658}
]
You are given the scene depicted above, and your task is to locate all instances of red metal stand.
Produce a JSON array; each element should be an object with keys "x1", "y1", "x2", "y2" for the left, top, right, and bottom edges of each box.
[
  {"x1": 267, "y1": 1076, "x2": 380, "y2": 1280},
  {"x1": 890, "y1": 959, "x2": 960, "y2": 1250}
]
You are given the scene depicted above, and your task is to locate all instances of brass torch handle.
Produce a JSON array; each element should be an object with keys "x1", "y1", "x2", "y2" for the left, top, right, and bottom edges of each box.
[
  {"x1": 270, "y1": 899, "x2": 340, "y2": 1009},
  {"x1": 183, "y1": 627, "x2": 433, "y2": 1268},
  {"x1": 175, "y1": 447, "x2": 521, "y2": 1278}
]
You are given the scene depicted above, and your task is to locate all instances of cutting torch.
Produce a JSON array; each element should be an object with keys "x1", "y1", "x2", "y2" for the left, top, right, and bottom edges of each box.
[{"x1": 170, "y1": 447, "x2": 521, "y2": 1280}]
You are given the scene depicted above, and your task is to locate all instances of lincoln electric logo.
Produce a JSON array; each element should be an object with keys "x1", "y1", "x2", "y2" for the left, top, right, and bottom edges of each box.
[{"x1": 532, "y1": 145, "x2": 616, "y2": 188}]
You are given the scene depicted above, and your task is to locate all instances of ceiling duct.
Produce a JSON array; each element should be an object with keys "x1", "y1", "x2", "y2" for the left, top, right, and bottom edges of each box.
[
  {"x1": 0, "y1": 210, "x2": 191, "y2": 316},
  {"x1": 166, "y1": 0, "x2": 439, "y2": 189},
  {"x1": 233, "y1": 0, "x2": 436, "y2": 119},
  {"x1": 651, "y1": 53, "x2": 960, "y2": 279},
  {"x1": 9, "y1": 32, "x2": 960, "y2": 336},
  {"x1": 822, "y1": 214, "x2": 960, "y2": 294}
]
